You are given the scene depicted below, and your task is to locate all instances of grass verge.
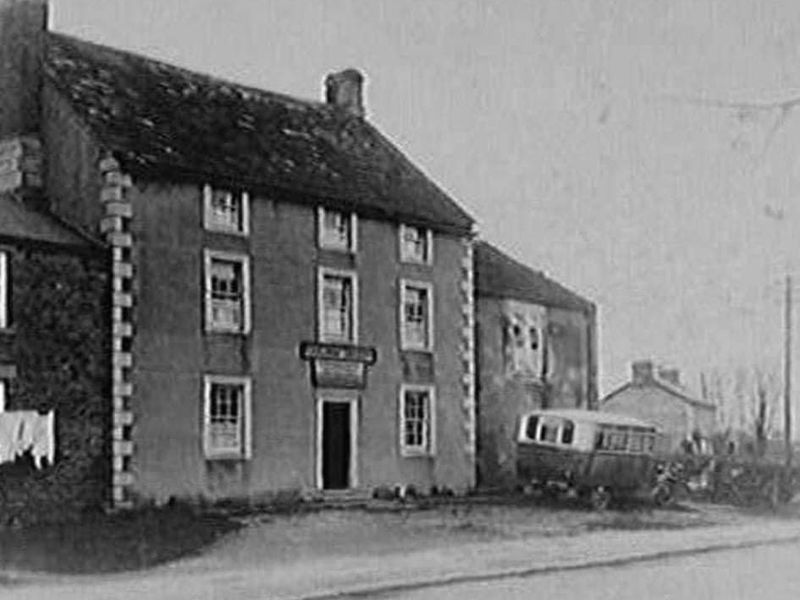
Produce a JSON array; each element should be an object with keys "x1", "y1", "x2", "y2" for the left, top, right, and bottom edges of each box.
[{"x1": 0, "y1": 503, "x2": 241, "y2": 575}]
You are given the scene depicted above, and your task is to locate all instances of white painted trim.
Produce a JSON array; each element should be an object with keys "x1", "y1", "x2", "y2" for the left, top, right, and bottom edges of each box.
[
  {"x1": 398, "y1": 384, "x2": 436, "y2": 457},
  {"x1": 317, "y1": 206, "x2": 358, "y2": 253},
  {"x1": 0, "y1": 250, "x2": 7, "y2": 329},
  {"x1": 202, "y1": 374, "x2": 253, "y2": 460},
  {"x1": 317, "y1": 266, "x2": 359, "y2": 343},
  {"x1": 315, "y1": 394, "x2": 359, "y2": 489},
  {"x1": 202, "y1": 184, "x2": 250, "y2": 236},
  {"x1": 399, "y1": 224, "x2": 433, "y2": 265},
  {"x1": 203, "y1": 249, "x2": 252, "y2": 334},
  {"x1": 399, "y1": 278, "x2": 435, "y2": 351}
]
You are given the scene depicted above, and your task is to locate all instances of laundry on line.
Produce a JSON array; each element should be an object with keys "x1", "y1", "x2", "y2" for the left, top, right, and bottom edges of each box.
[{"x1": 0, "y1": 410, "x2": 55, "y2": 469}]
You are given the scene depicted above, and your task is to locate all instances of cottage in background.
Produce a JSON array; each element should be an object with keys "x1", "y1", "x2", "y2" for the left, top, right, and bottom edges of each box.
[
  {"x1": 473, "y1": 241, "x2": 598, "y2": 488},
  {"x1": 601, "y1": 360, "x2": 717, "y2": 454}
]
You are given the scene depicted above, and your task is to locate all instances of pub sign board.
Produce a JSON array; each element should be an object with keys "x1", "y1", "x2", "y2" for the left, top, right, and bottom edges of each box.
[{"x1": 299, "y1": 342, "x2": 378, "y2": 389}]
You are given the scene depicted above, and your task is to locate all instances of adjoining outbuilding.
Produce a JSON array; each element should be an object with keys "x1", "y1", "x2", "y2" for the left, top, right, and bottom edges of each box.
[{"x1": 473, "y1": 241, "x2": 598, "y2": 488}]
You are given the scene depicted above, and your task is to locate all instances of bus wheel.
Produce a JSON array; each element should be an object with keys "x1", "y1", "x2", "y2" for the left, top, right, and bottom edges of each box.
[{"x1": 588, "y1": 486, "x2": 612, "y2": 511}]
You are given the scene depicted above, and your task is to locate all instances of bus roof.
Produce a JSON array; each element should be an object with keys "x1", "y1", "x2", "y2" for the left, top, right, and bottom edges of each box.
[{"x1": 520, "y1": 409, "x2": 657, "y2": 431}]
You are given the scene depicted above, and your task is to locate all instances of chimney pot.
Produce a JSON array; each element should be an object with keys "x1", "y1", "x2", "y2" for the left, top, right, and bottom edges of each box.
[
  {"x1": 324, "y1": 68, "x2": 366, "y2": 118},
  {"x1": 631, "y1": 360, "x2": 654, "y2": 385},
  {"x1": 658, "y1": 367, "x2": 680, "y2": 386}
]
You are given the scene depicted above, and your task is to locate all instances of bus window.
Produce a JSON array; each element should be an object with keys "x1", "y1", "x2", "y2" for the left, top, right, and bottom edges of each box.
[
  {"x1": 602, "y1": 428, "x2": 627, "y2": 451},
  {"x1": 539, "y1": 421, "x2": 559, "y2": 443},
  {"x1": 561, "y1": 420, "x2": 575, "y2": 444},
  {"x1": 525, "y1": 416, "x2": 539, "y2": 440}
]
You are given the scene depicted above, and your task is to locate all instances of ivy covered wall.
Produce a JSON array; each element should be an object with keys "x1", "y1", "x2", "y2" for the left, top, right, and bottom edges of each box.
[{"x1": 0, "y1": 243, "x2": 110, "y2": 525}]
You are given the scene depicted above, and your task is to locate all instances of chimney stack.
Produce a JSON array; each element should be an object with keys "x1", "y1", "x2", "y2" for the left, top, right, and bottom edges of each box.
[
  {"x1": 324, "y1": 69, "x2": 365, "y2": 118},
  {"x1": 631, "y1": 360, "x2": 654, "y2": 385},
  {"x1": 658, "y1": 367, "x2": 680, "y2": 386},
  {"x1": 0, "y1": 0, "x2": 48, "y2": 138}
]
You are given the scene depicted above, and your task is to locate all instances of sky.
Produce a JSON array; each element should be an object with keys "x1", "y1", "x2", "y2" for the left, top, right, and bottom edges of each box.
[{"x1": 52, "y1": 0, "x2": 800, "y2": 416}]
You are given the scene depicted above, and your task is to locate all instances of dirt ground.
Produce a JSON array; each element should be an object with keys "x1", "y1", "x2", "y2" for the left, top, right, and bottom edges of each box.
[
  {"x1": 174, "y1": 496, "x2": 752, "y2": 573},
  {"x1": 0, "y1": 495, "x2": 773, "y2": 576}
]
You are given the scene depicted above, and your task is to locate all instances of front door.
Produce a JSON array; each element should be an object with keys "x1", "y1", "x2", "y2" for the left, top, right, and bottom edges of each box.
[{"x1": 321, "y1": 401, "x2": 351, "y2": 489}]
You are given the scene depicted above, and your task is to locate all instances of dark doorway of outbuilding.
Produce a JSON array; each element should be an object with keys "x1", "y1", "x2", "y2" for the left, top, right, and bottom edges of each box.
[{"x1": 322, "y1": 401, "x2": 351, "y2": 489}]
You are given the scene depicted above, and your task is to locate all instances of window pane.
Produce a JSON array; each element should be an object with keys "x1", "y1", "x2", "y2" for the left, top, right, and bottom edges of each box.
[
  {"x1": 322, "y1": 274, "x2": 353, "y2": 341},
  {"x1": 209, "y1": 258, "x2": 244, "y2": 330},
  {"x1": 322, "y1": 210, "x2": 351, "y2": 249},
  {"x1": 403, "y1": 286, "x2": 429, "y2": 348},
  {"x1": 402, "y1": 226, "x2": 428, "y2": 262},
  {"x1": 561, "y1": 420, "x2": 575, "y2": 444},
  {"x1": 208, "y1": 383, "x2": 243, "y2": 454},
  {"x1": 525, "y1": 416, "x2": 539, "y2": 440},
  {"x1": 207, "y1": 189, "x2": 243, "y2": 231},
  {"x1": 403, "y1": 390, "x2": 431, "y2": 451}
]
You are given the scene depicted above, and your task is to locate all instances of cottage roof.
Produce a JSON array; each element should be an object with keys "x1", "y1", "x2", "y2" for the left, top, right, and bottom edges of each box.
[
  {"x1": 602, "y1": 377, "x2": 717, "y2": 412},
  {"x1": 0, "y1": 192, "x2": 93, "y2": 247},
  {"x1": 474, "y1": 241, "x2": 594, "y2": 313},
  {"x1": 43, "y1": 33, "x2": 474, "y2": 235}
]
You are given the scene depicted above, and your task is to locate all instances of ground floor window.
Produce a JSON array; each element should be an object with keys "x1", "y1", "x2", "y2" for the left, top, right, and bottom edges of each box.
[
  {"x1": 203, "y1": 375, "x2": 251, "y2": 459},
  {"x1": 399, "y1": 385, "x2": 435, "y2": 457}
]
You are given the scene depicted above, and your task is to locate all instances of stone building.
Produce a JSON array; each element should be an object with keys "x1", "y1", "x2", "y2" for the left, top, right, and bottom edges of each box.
[
  {"x1": 0, "y1": 176, "x2": 109, "y2": 524},
  {"x1": 474, "y1": 241, "x2": 597, "y2": 487},
  {"x1": 0, "y1": 0, "x2": 477, "y2": 507},
  {"x1": 601, "y1": 360, "x2": 717, "y2": 453}
]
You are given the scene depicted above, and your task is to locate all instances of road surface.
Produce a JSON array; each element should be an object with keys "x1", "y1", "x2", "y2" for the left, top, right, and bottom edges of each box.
[{"x1": 380, "y1": 540, "x2": 800, "y2": 600}]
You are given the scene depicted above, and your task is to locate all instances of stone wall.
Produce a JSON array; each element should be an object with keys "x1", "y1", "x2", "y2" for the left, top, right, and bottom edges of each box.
[{"x1": 0, "y1": 244, "x2": 110, "y2": 525}]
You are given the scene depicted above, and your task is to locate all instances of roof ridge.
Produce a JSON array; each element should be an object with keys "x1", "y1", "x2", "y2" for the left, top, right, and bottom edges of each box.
[{"x1": 46, "y1": 31, "x2": 329, "y2": 113}]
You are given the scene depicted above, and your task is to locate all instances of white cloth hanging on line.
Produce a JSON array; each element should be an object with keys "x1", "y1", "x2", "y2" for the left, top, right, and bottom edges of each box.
[{"x1": 0, "y1": 410, "x2": 55, "y2": 469}]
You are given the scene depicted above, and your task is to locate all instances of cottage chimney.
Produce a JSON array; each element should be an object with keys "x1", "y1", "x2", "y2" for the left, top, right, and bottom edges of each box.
[
  {"x1": 324, "y1": 69, "x2": 365, "y2": 118},
  {"x1": 631, "y1": 360, "x2": 654, "y2": 385},
  {"x1": 658, "y1": 367, "x2": 680, "y2": 386},
  {"x1": 0, "y1": 0, "x2": 48, "y2": 138}
]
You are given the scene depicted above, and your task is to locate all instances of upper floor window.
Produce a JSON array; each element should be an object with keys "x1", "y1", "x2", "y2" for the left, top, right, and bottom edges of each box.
[
  {"x1": 319, "y1": 268, "x2": 358, "y2": 343},
  {"x1": 399, "y1": 224, "x2": 433, "y2": 265},
  {"x1": 0, "y1": 251, "x2": 7, "y2": 329},
  {"x1": 400, "y1": 279, "x2": 434, "y2": 351},
  {"x1": 203, "y1": 185, "x2": 249, "y2": 235},
  {"x1": 318, "y1": 207, "x2": 357, "y2": 252},
  {"x1": 204, "y1": 250, "x2": 251, "y2": 334},
  {"x1": 400, "y1": 384, "x2": 435, "y2": 457},
  {"x1": 506, "y1": 312, "x2": 544, "y2": 378},
  {"x1": 203, "y1": 375, "x2": 251, "y2": 459}
]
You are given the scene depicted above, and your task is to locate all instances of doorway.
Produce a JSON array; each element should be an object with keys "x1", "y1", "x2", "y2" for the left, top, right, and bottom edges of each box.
[{"x1": 317, "y1": 398, "x2": 358, "y2": 490}]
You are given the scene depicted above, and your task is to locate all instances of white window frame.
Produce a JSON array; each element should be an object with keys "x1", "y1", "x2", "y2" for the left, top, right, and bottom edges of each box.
[
  {"x1": 399, "y1": 384, "x2": 436, "y2": 457},
  {"x1": 0, "y1": 251, "x2": 7, "y2": 329},
  {"x1": 317, "y1": 267, "x2": 359, "y2": 343},
  {"x1": 317, "y1": 207, "x2": 357, "y2": 252},
  {"x1": 203, "y1": 249, "x2": 252, "y2": 334},
  {"x1": 202, "y1": 184, "x2": 250, "y2": 236},
  {"x1": 399, "y1": 279, "x2": 434, "y2": 351},
  {"x1": 0, "y1": 380, "x2": 5, "y2": 413},
  {"x1": 202, "y1": 375, "x2": 252, "y2": 460},
  {"x1": 399, "y1": 224, "x2": 433, "y2": 265}
]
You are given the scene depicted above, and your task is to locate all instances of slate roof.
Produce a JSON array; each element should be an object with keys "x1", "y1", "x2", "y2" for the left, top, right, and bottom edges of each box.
[
  {"x1": 474, "y1": 241, "x2": 594, "y2": 313},
  {"x1": 0, "y1": 192, "x2": 93, "y2": 248},
  {"x1": 602, "y1": 377, "x2": 717, "y2": 412},
  {"x1": 43, "y1": 33, "x2": 474, "y2": 234}
]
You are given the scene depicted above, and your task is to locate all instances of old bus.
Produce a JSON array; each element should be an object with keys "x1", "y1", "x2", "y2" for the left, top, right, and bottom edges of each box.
[{"x1": 516, "y1": 409, "x2": 660, "y2": 509}]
